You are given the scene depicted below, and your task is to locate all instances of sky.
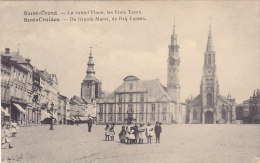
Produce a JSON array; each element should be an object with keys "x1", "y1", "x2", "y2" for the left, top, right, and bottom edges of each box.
[{"x1": 0, "y1": 1, "x2": 259, "y2": 104}]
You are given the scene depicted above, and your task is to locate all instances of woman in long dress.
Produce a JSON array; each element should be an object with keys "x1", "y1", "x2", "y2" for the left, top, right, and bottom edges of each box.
[
  {"x1": 138, "y1": 123, "x2": 146, "y2": 144},
  {"x1": 129, "y1": 124, "x2": 135, "y2": 144},
  {"x1": 146, "y1": 122, "x2": 153, "y2": 144},
  {"x1": 119, "y1": 125, "x2": 126, "y2": 143},
  {"x1": 109, "y1": 124, "x2": 115, "y2": 141}
]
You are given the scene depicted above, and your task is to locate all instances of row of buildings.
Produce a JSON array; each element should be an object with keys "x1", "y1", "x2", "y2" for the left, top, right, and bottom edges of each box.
[
  {"x1": 1, "y1": 47, "x2": 96, "y2": 126},
  {"x1": 235, "y1": 89, "x2": 260, "y2": 124},
  {"x1": 2, "y1": 24, "x2": 259, "y2": 125}
]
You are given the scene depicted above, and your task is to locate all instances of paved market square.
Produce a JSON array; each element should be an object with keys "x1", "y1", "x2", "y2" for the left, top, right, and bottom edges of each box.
[{"x1": 1, "y1": 124, "x2": 260, "y2": 163}]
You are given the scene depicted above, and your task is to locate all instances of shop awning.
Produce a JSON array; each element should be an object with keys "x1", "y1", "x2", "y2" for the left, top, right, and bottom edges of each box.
[
  {"x1": 41, "y1": 110, "x2": 51, "y2": 120},
  {"x1": 50, "y1": 113, "x2": 58, "y2": 120},
  {"x1": 13, "y1": 103, "x2": 27, "y2": 114},
  {"x1": 1, "y1": 107, "x2": 10, "y2": 116}
]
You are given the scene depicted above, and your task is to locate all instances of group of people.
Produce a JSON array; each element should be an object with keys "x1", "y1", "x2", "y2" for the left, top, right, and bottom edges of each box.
[
  {"x1": 104, "y1": 124, "x2": 115, "y2": 141},
  {"x1": 1, "y1": 123, "x2": 19, "y2": 149},
  {"x1": 104, "y1": 121, "x2": 162, "y2": 144}
]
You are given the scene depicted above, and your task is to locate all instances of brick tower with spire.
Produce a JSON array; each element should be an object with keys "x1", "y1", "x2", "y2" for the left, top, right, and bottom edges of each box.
[
  {"x1": 167, "y1": 22, "x2": 181, "y2": 102},
  {"x1": 81, "y1": 47, "x2": 102, "y2": 101}
]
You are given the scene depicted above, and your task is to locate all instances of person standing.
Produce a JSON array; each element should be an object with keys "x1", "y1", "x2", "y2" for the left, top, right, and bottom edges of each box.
[
  {"x1": 2, "y1": 125, "x2": 13, "y2": 148},
  {"x1": 109, "y1": 124, "x2": 115, "y2": 141},
  {"x1": 154, "y1": 121, "x2": 162, "y2": 143},
  {"x1": 146, "y1": 122, "x2": 153, "y2": 144},
  {"x1": 119, "y1": 125, "x2": 126, "y2": 143},
  {"x1": 87, "y1": 119, "x2": 92, "y2": 132},
  {"x1": 105, "y1": 124, "x2": 110, "y2": 141},
  {"x1": 138, "y1": 123, "x2": 145, "y2": 144},
  {"x1": 133, "y1": 123, "x2": 139, "y2": 144}
]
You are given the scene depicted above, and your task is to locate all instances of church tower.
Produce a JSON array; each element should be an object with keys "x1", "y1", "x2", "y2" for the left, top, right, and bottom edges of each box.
[
  {"x1": 81, "y1": 48, "x2": 102, "y2": 101},
  {"x1": 200, "y1": 24, "x2": 219, "y2": 123},
  {"x1": 167, "y1": 22, "x2": 181, "y2": 101}
]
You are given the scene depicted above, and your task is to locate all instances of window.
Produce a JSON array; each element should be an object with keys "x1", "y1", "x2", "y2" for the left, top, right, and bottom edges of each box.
[
  {"x1": 193, "y1": 110, "x2": 197, "y2": 120},
  {"x1": 128, "y1": 104, "x2": 133, "y2": 113},
  {"x1": 140, "y1": 114, "x2": 144, "y2": 121},
  {"x1": 151, "y1": 113, "x2": 155, "y2": 122},
  {"x1": 99, "y1": 104, "x2": 103, "y2": 113},
  {"x1": 152, "y1": 104, "x2": 155, "y2": 112},
  {"x1": 163, "y1": 113, "x2": 166, "y2": 121},
  {"x1": 118, "y1": 94, "x2": 122, "y2": 103},
  {"x1": 151, "y1": 103, "x2": 155, "y2": 122},
  {"x1": 221, "y1": 109, "x2": 226, "y2": 119},
  {"x1": 99, "y1": 104, "x2": 103, "y2": 121},
  {"x1": 208, "y1": 54, "x2": 211, "y2": 64},
  {"x1": 140, "y1": 93, "x2": 144, "y2": 102},
  {"x1": 129, "y1": 94, "x2": 133, "y2": 102},
  {"x1": 163, "y1": 104, "x2": 167, "y2": 121},
  {"x1": 129, "y1": 83, "x2": 133, "y2": 90},
  {"x1": 108, "y1": 104, "x2": 113, "y2": 121},
  {"x1": 140, "y1": 104, "x2": 144, "y2": 113},
  {"x1": 207, "y1": 93, "x2": 213, "y2": 106},
  {"x1": 118, "y1": 104, "x2": 122, "y2": 121}
]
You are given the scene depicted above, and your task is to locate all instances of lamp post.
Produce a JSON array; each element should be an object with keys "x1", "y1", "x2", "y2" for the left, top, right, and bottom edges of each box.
[
  {"x1": 77, "y1": 110, "x2": 80, "y2": 126},
  {"x1": 50, "y1": 102, "x2": 55, "y2": 130}
]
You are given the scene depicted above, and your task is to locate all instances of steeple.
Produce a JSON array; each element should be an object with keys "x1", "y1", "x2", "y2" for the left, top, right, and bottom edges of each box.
[
  {"x1": 167, "y1": 20, "x2": 181, "y2": 101},
  {"x1": 206, "y1": 24, "x2": 214, "y2": 52},
  {"x1": 86, "y1": 47, "x2": 95, "y2": 76},
  {"x1": 171, "y1": 18, "x2": 177, "y2": 46}
]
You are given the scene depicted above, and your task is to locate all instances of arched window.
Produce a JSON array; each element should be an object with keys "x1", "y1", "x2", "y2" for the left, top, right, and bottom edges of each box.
[
  {"x1": 221, "y1": 109, "x2": 226, "y2": 119},
  {"x1": 207, "y1": 93, "x2": 213, "y2": 106},
  {"x1": 193, "y1": 110, "x2": 197, "y2": 120},
  {"x1": 208, "y1": 54, "x2": 211, "y2": 64}
]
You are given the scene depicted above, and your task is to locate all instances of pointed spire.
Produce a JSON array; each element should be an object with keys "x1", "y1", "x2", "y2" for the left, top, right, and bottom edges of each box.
[
  {"x1": 171, "y1": 18, "x2": 177, "y2": 46},
  {"x1": 86, "y1": 46, "x2": 95, "y2": 75},
  {"x1": 206, "y1": 23, "x2": 214, "y2": 52}
]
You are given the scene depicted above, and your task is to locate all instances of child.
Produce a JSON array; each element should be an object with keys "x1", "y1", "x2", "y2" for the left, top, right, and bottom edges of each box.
[
  {"x1": 104, "y1": 124, "x2": 110, "y2": 141},
  {"x1": 138, "y1": 123, "x2": 145, "y2": 144},
  {"x1": 109, "y1": 124, "x2": 115, "y2": 141},
  {"x1": 146, "y1": 122, "x2": 153, "y2": 144}
]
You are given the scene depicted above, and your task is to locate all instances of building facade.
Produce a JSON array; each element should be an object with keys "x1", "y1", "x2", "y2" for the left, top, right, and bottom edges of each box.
[
  {"x1": 186, "y1": 25, "x2": 236, "y2": 124},
  {"x1": 236, "y1": 89, "x2": 260, "y2": 124},
  {"x1": 97, "y1": 76, "x2": 181, "y2": 124}
]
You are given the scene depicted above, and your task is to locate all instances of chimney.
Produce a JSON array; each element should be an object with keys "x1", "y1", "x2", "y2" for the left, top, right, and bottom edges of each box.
[{"x1": 5, "y1": 48, "x2": 10, "y2": 54}]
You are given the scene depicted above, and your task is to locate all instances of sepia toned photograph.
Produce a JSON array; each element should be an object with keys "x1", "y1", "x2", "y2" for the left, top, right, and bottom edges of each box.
[{"x1": 0, "y1": 1, "x2": 260, "y2": 163}]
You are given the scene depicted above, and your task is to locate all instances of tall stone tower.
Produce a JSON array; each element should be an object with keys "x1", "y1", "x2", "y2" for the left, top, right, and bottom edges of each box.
[
  {"x1": 200, "y1": 24, "x2": 219, "y2": 123},
  {"x1": 167, "y1": 23, "x2": 181, "y2": 101},
  {"x1": 81, "y1": 48, "x2": 102, "y2": 101}
]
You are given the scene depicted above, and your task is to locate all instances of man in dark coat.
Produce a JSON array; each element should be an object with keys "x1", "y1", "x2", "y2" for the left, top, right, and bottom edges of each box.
[
  {"x1": 87, "y1": 119, "x2": 92, "y2": 132},
  {"x1": 154, "y1": 121, "x2": 162, "y2": 143}
]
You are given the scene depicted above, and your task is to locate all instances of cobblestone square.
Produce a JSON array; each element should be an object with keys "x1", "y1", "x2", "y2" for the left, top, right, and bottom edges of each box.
[{"x1": 1, "y1": 124, "x2": 260, "y2": 163}]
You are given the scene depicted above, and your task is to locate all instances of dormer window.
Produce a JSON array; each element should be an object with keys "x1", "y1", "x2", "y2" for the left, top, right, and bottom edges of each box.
[{"x1": 129, "y1": 83, "x2": 133, "y2": 90}]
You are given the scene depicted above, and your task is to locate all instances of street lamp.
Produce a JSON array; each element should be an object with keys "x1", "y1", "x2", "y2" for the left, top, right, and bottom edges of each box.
[{"x1": 49, "y1": 102, "x2": 56, "y2": 130}]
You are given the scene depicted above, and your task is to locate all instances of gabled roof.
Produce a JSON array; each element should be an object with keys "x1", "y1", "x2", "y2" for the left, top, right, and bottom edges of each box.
[
  {"x1": 191, "y1": 95, "x2": 201, "y2": 106},
  {"x1": 218, "y1": 95, "x2": 233, "y2": 105},
  {"x1": 70, "y1": 96, "x2": 87, "y2": 105}
]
